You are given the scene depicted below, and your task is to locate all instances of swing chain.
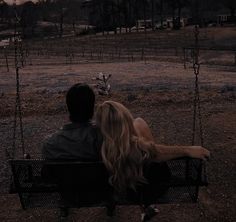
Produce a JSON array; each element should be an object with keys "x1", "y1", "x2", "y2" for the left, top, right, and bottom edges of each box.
[
  {"x1": 192, "y1": 25, "x2": 207, "y2": 187},
  {"x1": 193, "y1": 26, "x2": 200, "y2": 76},
  {"x1": 192, "y1": 25, "x2": 204, "y2": 147},
  {"x1": 10, "y1": 3, "x2": 25, "y2": 159},
  {"x1": 12, "y1": 67, "x2": 25, "y2": 158}
]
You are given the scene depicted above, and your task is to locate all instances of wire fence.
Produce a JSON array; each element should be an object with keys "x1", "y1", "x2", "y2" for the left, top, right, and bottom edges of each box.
[{"x1": 2, "y1": 30, "x2": 235, "y2": 70}]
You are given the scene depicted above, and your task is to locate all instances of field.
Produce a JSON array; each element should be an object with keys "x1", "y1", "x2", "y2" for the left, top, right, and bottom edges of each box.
[{"x1": 0, "y1": 27, "x2": 235, "y2": 221}]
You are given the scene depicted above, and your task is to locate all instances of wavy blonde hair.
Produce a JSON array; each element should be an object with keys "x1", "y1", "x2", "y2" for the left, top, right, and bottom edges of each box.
[{"x1": 96, "y1": 101, "x2": 149, "y2": 192}]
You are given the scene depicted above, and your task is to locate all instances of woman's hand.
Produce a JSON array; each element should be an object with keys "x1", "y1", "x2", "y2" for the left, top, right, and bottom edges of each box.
[{"x1": 187, "y1": 146, "x2": 210, "y2": 161}]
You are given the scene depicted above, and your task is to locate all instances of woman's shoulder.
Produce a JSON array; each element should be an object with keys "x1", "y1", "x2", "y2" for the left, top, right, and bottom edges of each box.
[
  {"x1": 135, "y1": 137, "x2": 157, "y2": 161},
  {"x1": 136, "y1": 137, "x2": 155, "y2": 149},
  {"x1": 131, "y1": 136, "x2": 151, "y2": 156}
]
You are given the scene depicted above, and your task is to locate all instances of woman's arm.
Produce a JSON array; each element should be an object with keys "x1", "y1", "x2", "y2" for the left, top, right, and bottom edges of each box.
[
  {"x1": 133, "y1": 117, "x2": 210, "y2": 162},
  {"x1": 142, "y1": 141, "x2": 210, "y2": 162}
]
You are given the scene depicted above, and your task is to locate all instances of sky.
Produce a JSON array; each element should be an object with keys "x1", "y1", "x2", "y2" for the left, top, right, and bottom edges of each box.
[{"x1": 4, "y1": 0, "x2": 37, "y2": 5}]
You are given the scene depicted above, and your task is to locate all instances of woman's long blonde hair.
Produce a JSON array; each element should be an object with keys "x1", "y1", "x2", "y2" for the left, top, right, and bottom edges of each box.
[{"x1": 96, "y1": 101, "x2": 148, "y2": 192}]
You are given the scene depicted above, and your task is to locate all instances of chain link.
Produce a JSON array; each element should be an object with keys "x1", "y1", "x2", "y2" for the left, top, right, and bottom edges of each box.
[
  {"x1": 9, "y1": 4, "x2": 25, "y2": 159},
  {"x1": 191, "y1": 25, "x2": 207, "y2": 185},
  {"x1": 192, "y1": 25, "x2": 204, "y2": 147}
]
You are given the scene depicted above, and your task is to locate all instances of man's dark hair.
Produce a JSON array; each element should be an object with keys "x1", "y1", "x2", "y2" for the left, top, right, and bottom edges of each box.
[{"x1": 66, "y1": 83, "x2": 95, "y2": 123}]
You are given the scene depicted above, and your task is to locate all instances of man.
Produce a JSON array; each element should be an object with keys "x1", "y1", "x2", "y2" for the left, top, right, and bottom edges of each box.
[{"x1": 42, "y1": 83, "x2": 102, "y2": 160}]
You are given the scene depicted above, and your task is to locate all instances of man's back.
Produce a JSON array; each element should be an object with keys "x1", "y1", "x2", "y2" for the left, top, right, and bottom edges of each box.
[{"x1": 42, "y1": 122, "x2": 103, "y2": 160}]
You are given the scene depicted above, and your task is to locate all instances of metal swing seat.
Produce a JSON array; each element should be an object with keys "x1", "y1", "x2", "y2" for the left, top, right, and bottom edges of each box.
[
  {"x1": 8, "y1": 23, "x2": 208, "y2": 216},
  {"x1": 9, "y1": 157, "x2": 207, "y2": 212}
]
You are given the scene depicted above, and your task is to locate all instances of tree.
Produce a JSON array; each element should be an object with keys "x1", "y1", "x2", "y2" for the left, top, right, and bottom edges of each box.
[
  {"x1": 142, "y1": 0, "x2": 148, "y2": 32},
  {"x1": 166, "y1": 0, "x2": 178, "y2": 28},
  {"x1": 19, "y1": 1, "x2": 38, "y2": 38},
  {"x1": 176, "y1": 0, "x2": 189, "y2": 28},
  {"x1": 133, "y1": 0, "x2": 140, "y2": 32},
  {"x1": 151, "y1": 0, "x2": 155, "y2": 30},
  {"x1": 0, "y1": 0, "x2": 10, "y2": 24},
  {"x1": 159, "y1": 0, "x2": 164, "y2": 28},
  {"x1": 222, "y1": 0, "x2": 236, "y2": 21},
  {"x1": 120, "y1": 0, "x2": 129, "y2": 32},
  {"x1": 53, "y1": 0, "x2": 70, "y2": 38},
  {"x1": 166, "y1": 0, "x2": 189, "y2": 29},
  {"x1": 67, "y1": 1, "x2": 82, "y2": 35}
]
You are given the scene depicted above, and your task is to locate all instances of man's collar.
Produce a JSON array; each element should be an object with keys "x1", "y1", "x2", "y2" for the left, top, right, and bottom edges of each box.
[{"x1": 63, "y1": 122, "x2": 90, "y2": 130}]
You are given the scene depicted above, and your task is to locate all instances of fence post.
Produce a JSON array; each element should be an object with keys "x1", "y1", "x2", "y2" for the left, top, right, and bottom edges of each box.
[
  {"x1": 175, "y1": 47, "x2": 178, "y2": 56},
  {"x1": 131, "y1": 50, "x2": 134, "y2": 62},
  {"x1": 82, "y1": 47, "x2": 85, "y2": 57},
  {"x1": 141, "y1": 48, "x2": 144, "y2": 60},
  {"x1": 4, "y1": 47, "x2": 9, "y2": 72},
  {"x1": 234, "y1": 51, "x2": 236, "y2": 66},
  {"x1": 183, "y1": 47, "x2": 186, "y2": 69}
]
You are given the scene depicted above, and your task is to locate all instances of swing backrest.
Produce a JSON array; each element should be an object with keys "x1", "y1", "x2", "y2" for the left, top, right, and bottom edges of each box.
[{"x1": 9, "y1": 157, "x2": 207, "y2": 209}]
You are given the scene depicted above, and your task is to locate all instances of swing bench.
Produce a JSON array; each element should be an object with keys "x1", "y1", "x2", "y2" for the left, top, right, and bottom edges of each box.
[{"x1": 9, "y1": 156, "x2": 207, "y2": 216}]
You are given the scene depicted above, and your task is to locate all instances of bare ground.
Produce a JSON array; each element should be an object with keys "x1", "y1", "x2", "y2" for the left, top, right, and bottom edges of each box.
[{"x1": 0, "y1": 57, "x2": 235, "y2": 222}]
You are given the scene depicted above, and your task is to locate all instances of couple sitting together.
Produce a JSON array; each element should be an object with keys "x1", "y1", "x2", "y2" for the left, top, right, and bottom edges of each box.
[{"x1": 42, "y1": 83, "x2": 210, "y2": 220}]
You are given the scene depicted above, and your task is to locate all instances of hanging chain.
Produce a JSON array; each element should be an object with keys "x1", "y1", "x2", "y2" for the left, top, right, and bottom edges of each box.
[
  {"x1": 191, "y1": 26, "x2": 208, "y2": 189},
  {"x1": 10, "y1": 3, "x2": 25, "y2": 159},
  {"x1": 192, "y1": 25, "x2": 204, "y2": 147}
]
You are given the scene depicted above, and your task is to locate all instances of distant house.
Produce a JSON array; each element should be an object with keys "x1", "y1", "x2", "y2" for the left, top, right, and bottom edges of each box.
[
  {"x1": 136, "y1": 19, "x2": 152, "y2": 29},
  {"x1": 165, "y1": 17, "x2": 188, "y2": 28},
  {"x1": 218, "y1": 14, "x2": 233, "y2": 24},
  {"x1": 0, "y1": 39, "x2": 9, "y2": 47}
]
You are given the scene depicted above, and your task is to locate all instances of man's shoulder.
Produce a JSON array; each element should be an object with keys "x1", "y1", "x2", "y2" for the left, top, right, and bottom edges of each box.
[
  {"x1": 77, "y1": 122, "x2": 102, "y2": 137},
  {"x1": 43, "y1": 122, "x2": 101, "y2": 146},
  {"x1": 42, "y1": 122, "x2": 102, "y2": 160},
  {"x1": 42, "y1": 129, "x2": 64, "y2": 159},
  {"x1": 88, "y1": 122, "x2": 101, "y2": 132},
  {"x1": 43, "y1": 129, "x2": 63, "y2": 145},
  {"x1": 86, "y1": 121, "x2": 99, "y2": 130},
  {"x1": 87, "y1": 122, "x2": 103, "y2": 140}
]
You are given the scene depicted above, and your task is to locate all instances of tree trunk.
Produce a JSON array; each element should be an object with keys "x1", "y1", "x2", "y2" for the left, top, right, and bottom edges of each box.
[
  {"x1": 177, "y1": 4, "x2": 182, "y2": 29},
  {"x1": 128, "y1": 0, "x2": 132, "y2": 32},
  {"x1": 160, "y1": 0, "x2": 163, "y2": 28},
  {"x1": 172, "y1": 6, "x2": 175, "y2": 29},
  {"x1": 151, "y1": 0, "x2": 154, "y2": 31},
  {"x1": 111, "y1": 2, "x2": 117, "y2": 34},
  {"x1": 143, "y1": 0, "x2": 146, "y2": 33},
  {"x1": 59, "y1": 9, "x2": 64, "y2": 38},
  {"x1": 134, "y1": 0, "x2": 138, "y2": 32},
  {"x1": 194, "y1": 0, "x2": 199, "y2": 25},
  {"x1": 230, "y1": 6, "x2": 235, "y2": 17},
  {"x1": 98, "y1": 2, "x2": 104, "y2": 35},
  {"x1": 117, "y1": 0, "x2": 121, "y2": 33},
  {"x1": 72, "y1": 20, "x2": 76, "y2": 36}
]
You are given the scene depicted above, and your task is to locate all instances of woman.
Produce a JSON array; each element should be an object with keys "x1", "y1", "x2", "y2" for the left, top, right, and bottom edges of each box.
[
  {"x1": 96, "y1": 100, "x2": 210, "y2": 190},
  {"x1": 96, "y1": 101, "x2": 210, "y2": 220}
]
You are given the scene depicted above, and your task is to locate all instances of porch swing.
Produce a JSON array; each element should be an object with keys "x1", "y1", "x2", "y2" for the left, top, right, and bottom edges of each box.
[{"x1": 8, "y1": 20, "x2": 208, "y2": 217}]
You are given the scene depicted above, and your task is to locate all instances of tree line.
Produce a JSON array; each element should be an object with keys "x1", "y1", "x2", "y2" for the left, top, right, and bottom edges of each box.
[{"x1": 0, "y1": 0, "x2": 235, "y2": 38}]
